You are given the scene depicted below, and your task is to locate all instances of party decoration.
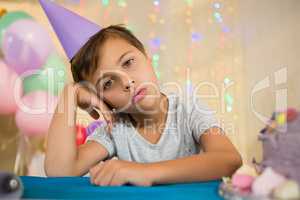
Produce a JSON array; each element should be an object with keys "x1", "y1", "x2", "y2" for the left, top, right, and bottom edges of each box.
[
  {"x1": 191, "y1": 32, "x2": 203, "y2": 42},
  {"x1": 0, "y1": 60, "x2": 23, "y2": 114},
  {"x1": 117, "y1": 0, "x2": 127, "y2": 7},
  {"x1": 101, "y1": 0, "x2": 110, "y2": 6},
  {"x1": 213, "y1": 12, "x2": 223, "y2": 23},
  {"x1": 252, "y1": 167, "x2": 286, "y2": 196},
  {"x1": 276, "y1": 113, "x2": 286, "y2": 126},
  {"x1": 2, "y1": 19, "x2": 53, "y2": 75},
  {"x1": 39, "y1": 0, "x2": 101, "y2": 60},
  {"x1": 232, "y1": 174, "x2": 255, "y2": 190},
  {"x1": 153, "y1": 0, "x2": 160, "y2": 6},
  {"x1": 22, "y1": 53, "x2": 66, "y2": 96},
  {"x1": 76, "y1": 125, "x2": 87, "y2": 146},
  {"x1": 0, "y1": 171, "x2": 23, "y2": 198},
  {"x1": 273, "y1": 180, "x2": 300, "y2": 200},
  {"x1": 15, "y1": 91, "x2": 58, "y2": 136},
  {"x1": 286, "y1": 108, "x2": 298, "y2": 122},
  {"x1": 213, "y1": 2, "x2": 221, "y2": 9},
  {"x1": 0, "y1": 11, "x2": 32, "y2": 47}
]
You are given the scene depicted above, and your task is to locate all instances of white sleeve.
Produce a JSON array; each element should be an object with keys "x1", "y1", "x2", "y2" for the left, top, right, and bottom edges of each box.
[{"x1": 85, "y1": 124, "x2": 116, "y2": 158}]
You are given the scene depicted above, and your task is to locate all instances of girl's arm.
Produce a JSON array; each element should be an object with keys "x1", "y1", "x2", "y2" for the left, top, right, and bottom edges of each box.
[
  {"x1": 89, "y1": 127, "x2": 242, "y2": 186},
  {"x1": 45, "y1": 83, "x2": 112, "y2": 177},
  {"x1": 147, "y1": 127, "x2": 242, "y2": 184}
]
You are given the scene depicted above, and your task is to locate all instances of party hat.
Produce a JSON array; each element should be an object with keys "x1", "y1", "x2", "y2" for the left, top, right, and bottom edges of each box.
[{"x1": 39, "y1": 0, "x2": 101, "y2": 60}]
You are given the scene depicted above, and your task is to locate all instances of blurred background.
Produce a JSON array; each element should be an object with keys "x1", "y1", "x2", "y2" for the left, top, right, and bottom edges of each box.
[{"x1": 0, "y1": 0, "x2": 299, "y2": 176}]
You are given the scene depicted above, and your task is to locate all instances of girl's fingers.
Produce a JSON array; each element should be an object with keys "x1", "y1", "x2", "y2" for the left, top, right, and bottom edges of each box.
[
  {"x1": 93, "y1": 162, "x2": 110, "y2": 186},
  {"x1": 95, "y1": 163, "x2": 115, "y2": 186},
  {"x1": 96, "y1": 101, "x2": 115, "y2": 133},
  {"x1": 110, "y1": 173, "x2": 125, "y2": 186},
  {"x1": 88, "y1": 109, "x2": 100, "y2": 120},
  {"x1": 90, "y1": 162, "x2": 104, "y2": 184},
  {"x1": 88, "y1": 89, "x2": 115, "y2": 133},
  {"x1": 93, "y1": 158, "x2": 119, "y2": 186},
  {"x1": 89, "y1": 163, "x2": 100, "y2": 177}
]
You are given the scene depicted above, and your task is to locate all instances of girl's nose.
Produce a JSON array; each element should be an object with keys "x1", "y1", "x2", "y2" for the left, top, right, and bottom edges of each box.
[{"x1": 124, "y1": 80, "x2": 135, "y2": 91}]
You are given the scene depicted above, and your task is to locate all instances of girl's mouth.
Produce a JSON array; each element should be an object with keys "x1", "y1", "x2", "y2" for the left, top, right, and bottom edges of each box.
[{"x1": 133, "y1": 88, "x2": 147, "y2": 103}]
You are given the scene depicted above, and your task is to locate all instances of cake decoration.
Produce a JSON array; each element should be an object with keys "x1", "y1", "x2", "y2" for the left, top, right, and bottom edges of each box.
[{"x1": 219, "y1": 108, "x2": 300, "y2": 199}]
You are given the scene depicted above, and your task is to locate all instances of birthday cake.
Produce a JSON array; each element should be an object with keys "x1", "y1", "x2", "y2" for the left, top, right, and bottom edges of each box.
[{"x1": 219, "y1": 108, "x2": 300, "y2": 200}]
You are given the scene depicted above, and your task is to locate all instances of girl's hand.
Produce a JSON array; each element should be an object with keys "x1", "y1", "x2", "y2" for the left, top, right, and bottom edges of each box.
[
  {"x1": 72, "y1": 83, "x2": 115, "y2": 133},
  {"x1": 89, "y1": 158, "x2": 153, "y2": 186}
]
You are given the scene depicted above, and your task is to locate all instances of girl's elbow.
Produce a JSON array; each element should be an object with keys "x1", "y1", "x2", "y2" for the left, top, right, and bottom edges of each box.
[
  {"x1": 44, "y1": 166, "x2": 77, "y2": 177},
  {"x1": 44, "y1": 163, "x2": 58, "y2": 177},
  {"x1": 44, "y1": 160, "x2": 77, "y2": 177},
  {"x1": 233, "y1": 154, "x2": 243, "y2": 170},
  {"x1": 226, "y1": 152, "x2": 243, "y2": 176},
  {"x1": 44, "y1": 162, "x2": 62, "y2": 177}
]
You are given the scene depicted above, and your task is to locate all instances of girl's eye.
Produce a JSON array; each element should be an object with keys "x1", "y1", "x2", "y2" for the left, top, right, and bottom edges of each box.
[
  {"x1": 123, "y1": 58, "x2": 134, "y2": 68},
  {"x1": 103, "y1": 79, "x2": 114, "y2": 90}
]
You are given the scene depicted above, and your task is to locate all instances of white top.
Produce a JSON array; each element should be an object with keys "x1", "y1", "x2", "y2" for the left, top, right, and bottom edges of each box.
[{"x1": 86, "y1": 92, "x2": 219, "y2": 163}]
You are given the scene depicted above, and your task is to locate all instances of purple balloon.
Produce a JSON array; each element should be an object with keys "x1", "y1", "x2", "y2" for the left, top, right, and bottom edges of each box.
[
  {"x1": 2, "y1": 19, "x2": 53, "y2": 75},
  {"x1": 0, "y1": 60, "x2": 23, "y2": 114},
  {"x1": 86, "y1": 120, "x2": 105, "y2": 136}
]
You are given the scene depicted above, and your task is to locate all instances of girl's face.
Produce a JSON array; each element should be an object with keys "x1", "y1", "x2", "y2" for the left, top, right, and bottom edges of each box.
[{"x1": 89, "y1": 37, "x2": 161, "y2": 114}]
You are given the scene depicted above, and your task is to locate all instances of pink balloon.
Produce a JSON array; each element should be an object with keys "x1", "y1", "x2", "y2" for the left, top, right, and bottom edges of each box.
[
  {"x1": 2, "y1": 19, "x2": 53, "y2": 75},
  {"x1": 0, "y1": 60, "x2": 23, "y2": 114},
  {"x1": 15, "y1": 91, "x2": 58, "y2": 136}
]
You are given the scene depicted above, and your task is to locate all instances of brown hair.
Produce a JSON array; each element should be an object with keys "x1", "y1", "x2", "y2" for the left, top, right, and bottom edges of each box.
[{"x1": 70, "y1": 24, "x2": 146, "y2": 82}]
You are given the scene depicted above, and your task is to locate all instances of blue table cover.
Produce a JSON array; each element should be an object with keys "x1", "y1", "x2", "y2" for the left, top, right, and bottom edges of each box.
[{"x1": 20, "y1": 176, "x2": 222, "y2": 200}]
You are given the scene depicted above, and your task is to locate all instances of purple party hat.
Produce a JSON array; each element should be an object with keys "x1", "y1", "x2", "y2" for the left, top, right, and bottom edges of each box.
[{"x1": 39, "y1": 0, "x2": 101, "y2": 60}]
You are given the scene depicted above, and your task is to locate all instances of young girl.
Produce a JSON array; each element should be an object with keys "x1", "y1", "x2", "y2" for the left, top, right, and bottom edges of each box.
[
  {"x1": 45, "y1": 26, "x2": 241, "y2": 186},
  {"x1": 45, "y1": 24, "x2": 242, "y2": 186}
]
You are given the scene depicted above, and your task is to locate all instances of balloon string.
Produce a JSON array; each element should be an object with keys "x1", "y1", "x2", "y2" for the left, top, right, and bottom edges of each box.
[{"x1": 13, "y1": 133, "x2": 31, "y2": 175}]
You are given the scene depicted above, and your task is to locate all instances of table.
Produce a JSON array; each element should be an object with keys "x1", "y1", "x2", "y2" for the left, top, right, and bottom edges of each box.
[{"x1": 20, "y1": 176, "x2": 222, "y2": 200}]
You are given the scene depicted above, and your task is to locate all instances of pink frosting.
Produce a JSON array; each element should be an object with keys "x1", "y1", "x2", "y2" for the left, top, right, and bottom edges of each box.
[
  {"x1": 252, "y1": 167, "x2": 286, "y2": 196},
  {"x1": 232, "y1": 174, "x2": 255, "y2": 190}
]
